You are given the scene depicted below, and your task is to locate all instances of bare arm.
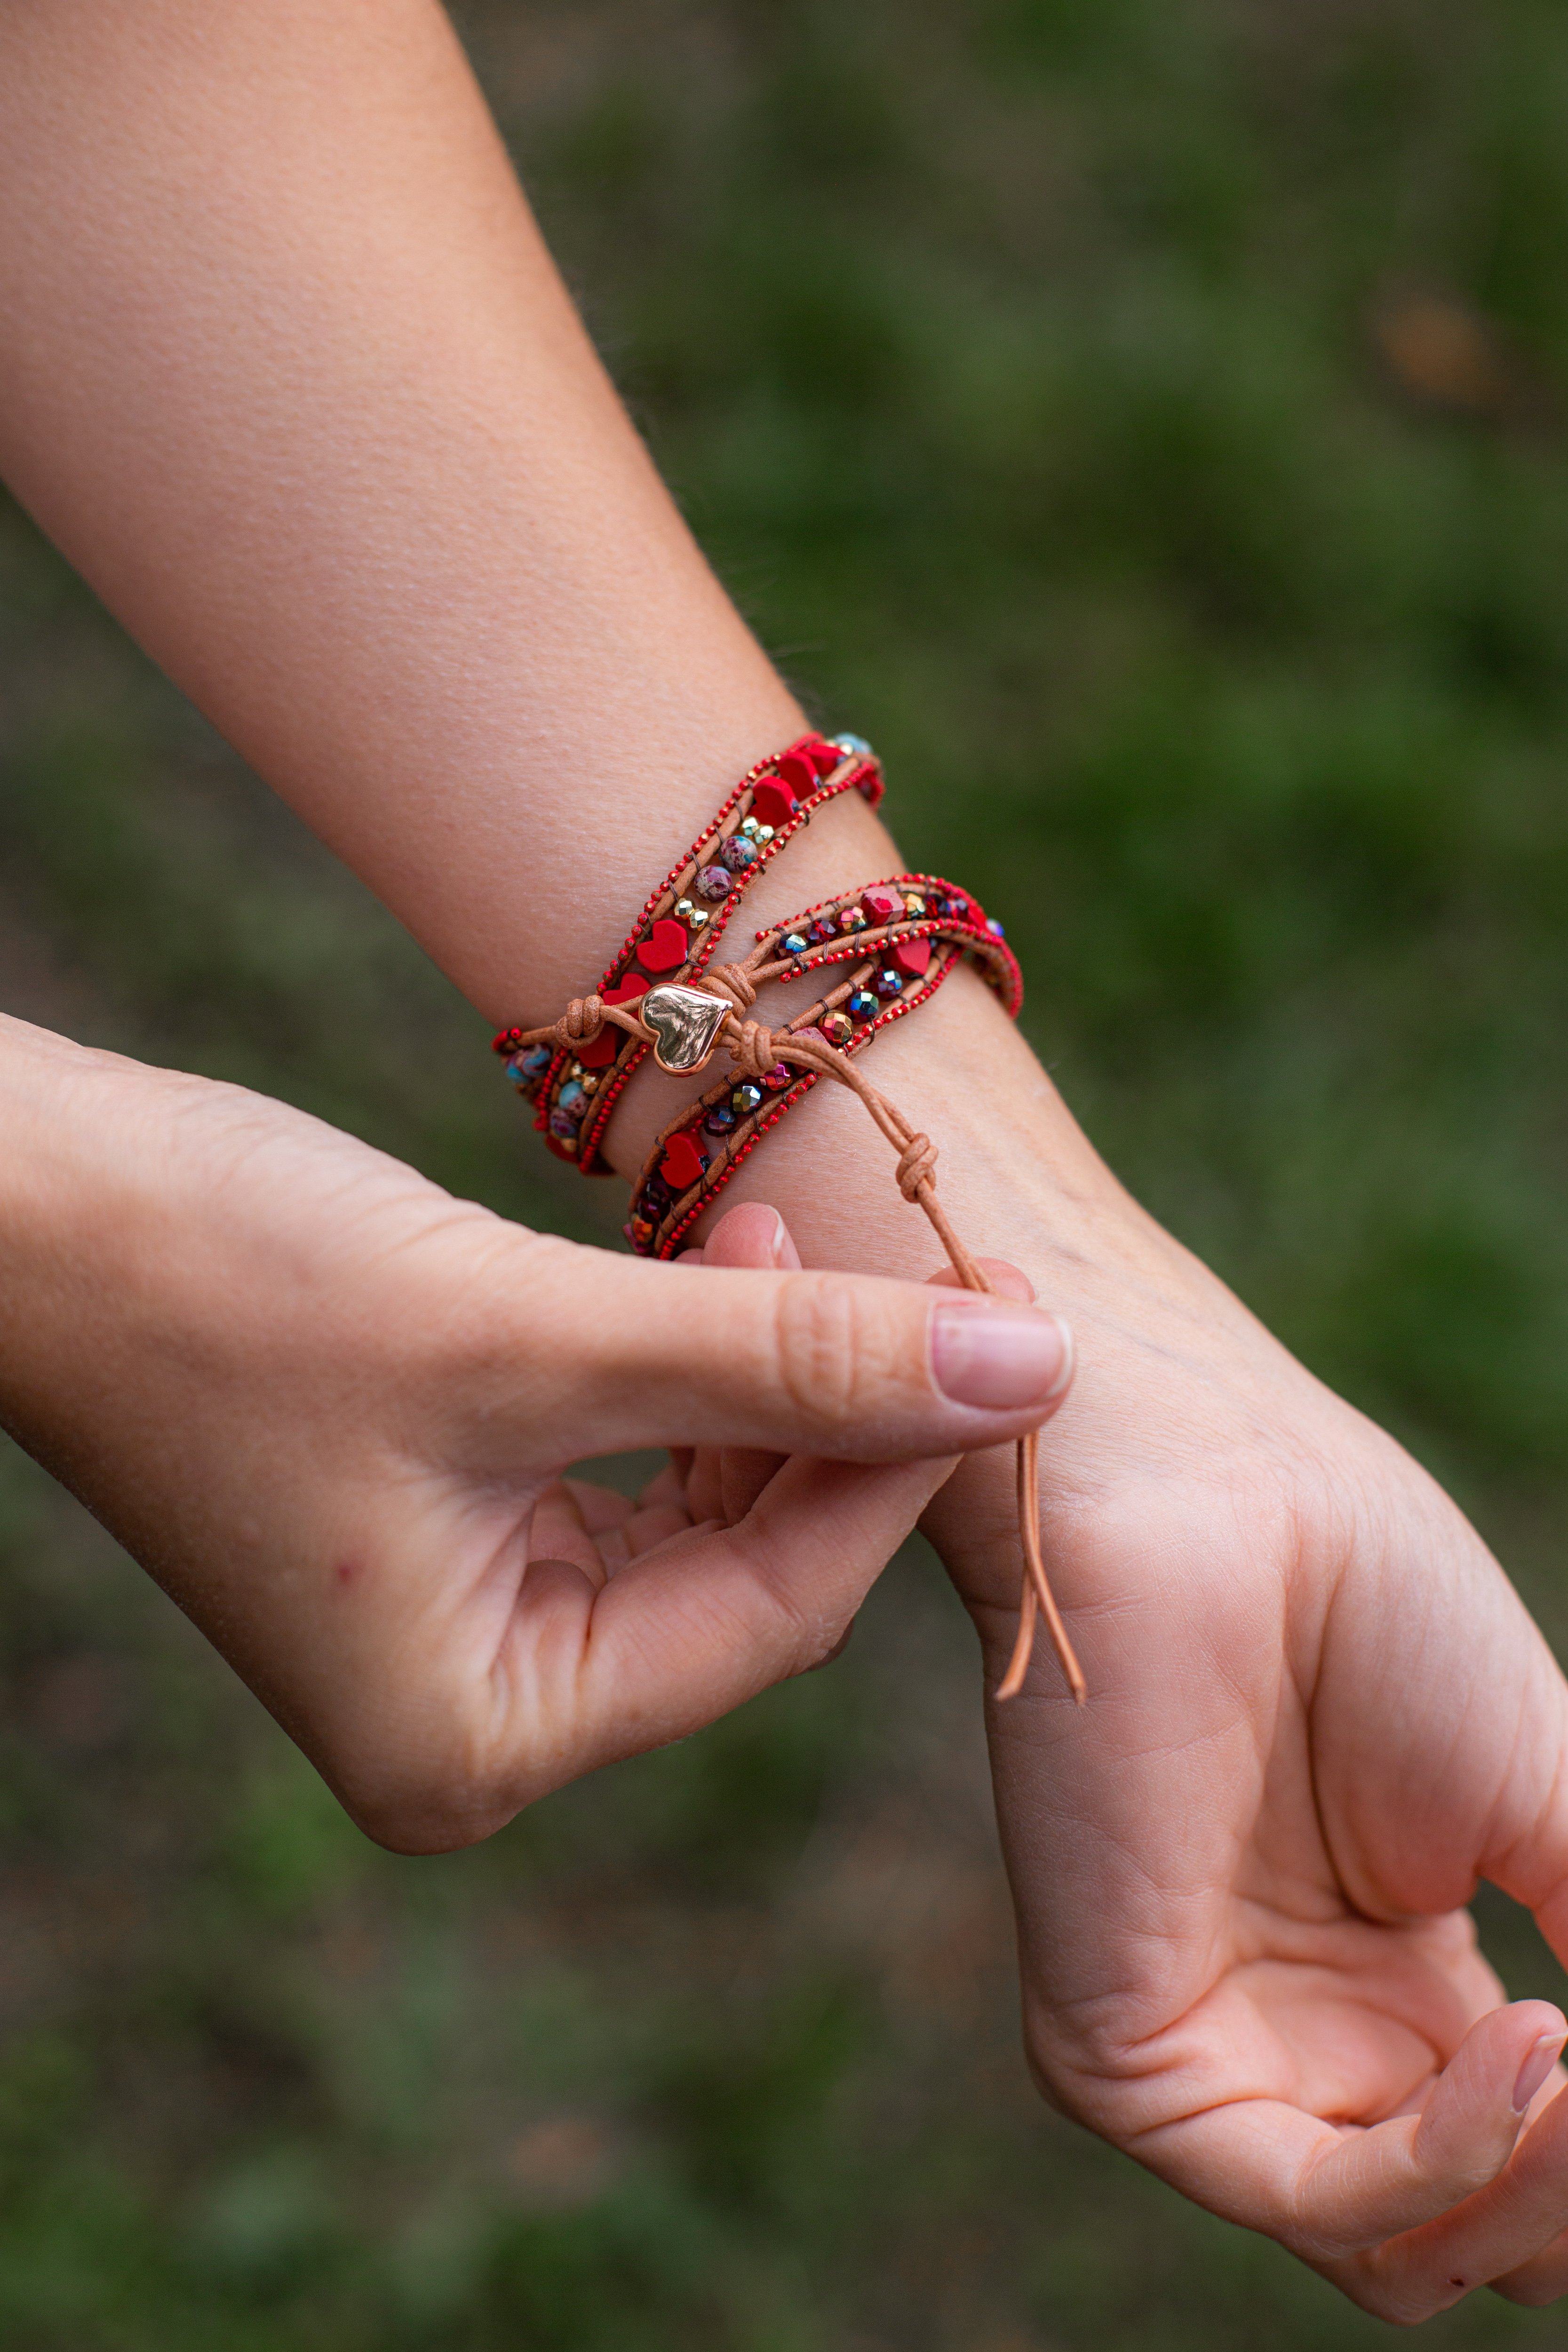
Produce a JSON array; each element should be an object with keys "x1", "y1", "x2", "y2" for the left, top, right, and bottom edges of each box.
[{"x1": 6, "y1": 2, "x2": 1568, "y2": 2319}]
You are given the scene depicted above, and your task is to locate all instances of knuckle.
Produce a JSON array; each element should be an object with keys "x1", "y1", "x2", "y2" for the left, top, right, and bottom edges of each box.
[{"x1": 771, "y1": 1274, "x2": 907, "y2": 1434}]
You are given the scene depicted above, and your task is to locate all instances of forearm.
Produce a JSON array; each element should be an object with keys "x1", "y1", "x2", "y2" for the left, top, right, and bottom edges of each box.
[{"x1": 0, "y1": 0, "x2": 1148, "y2": 1303}]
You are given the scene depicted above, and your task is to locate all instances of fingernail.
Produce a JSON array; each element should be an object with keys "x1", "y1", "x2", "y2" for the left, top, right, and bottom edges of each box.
[
  {"x1": 931, "y1": 1301, "x2": 1073, "y2": 1411},
  {"x1": 1512, "y1": 2032, "x2": 1564, "y2": 2112},
  {"x1": 766, "y1": 1209, "x2": 802, "y2": 1271}
]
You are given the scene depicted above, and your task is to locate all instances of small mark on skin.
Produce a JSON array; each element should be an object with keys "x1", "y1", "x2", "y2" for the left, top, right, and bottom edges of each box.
[
  {"x1": 1449, "y1": 2277, "x2": 1466, "y2": 2290},
  {"x1": 335, "y1": 1558, "x2": 361, "y2": 1589}
]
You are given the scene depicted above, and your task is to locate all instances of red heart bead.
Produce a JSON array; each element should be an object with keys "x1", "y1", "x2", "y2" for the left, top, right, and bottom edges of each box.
[
  {"x1": 576, "y1": 1029, "x2": 620, "y2": 1069},
  {"x1": 892, "y1": 937, "x2": 932, "y2": 978},
  {"x1": 751, "y1": 779, "x2": 798, "y2": 832},
  {"x1": 636, "y1": 918, "x2": 689, "y2": 975},
  {"x1": 603, "y1": 973, "x2": 650, "y2": 1005},
  {"x1": 804, "y1": 737, "x2": 842, "y2": 779},
  {"x1": 773, "y1": 750, "x2": 817, "y2": 800},
  {"x1": 659, "y1": 1131, "x2": 707, "y2": 1193}
]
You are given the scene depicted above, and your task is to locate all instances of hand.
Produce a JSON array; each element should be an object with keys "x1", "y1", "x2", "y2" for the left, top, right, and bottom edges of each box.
[
  {"x1": 0, "y1": 1015, "x2": 1075, "y2": 1853},
  {"x1": 918, "y1": 1162, "x2": 1568, "y2": 2322}
]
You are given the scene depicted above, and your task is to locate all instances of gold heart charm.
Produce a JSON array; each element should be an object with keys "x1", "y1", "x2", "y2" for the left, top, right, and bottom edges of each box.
[{"x1": 639, "y1": 984, "x2": 730, "y2": 1074}]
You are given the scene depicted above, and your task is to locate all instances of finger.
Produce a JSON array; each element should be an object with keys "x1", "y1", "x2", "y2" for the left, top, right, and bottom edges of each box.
[
  {"x1": 525, "y1": 1481, "x2": 607, "y2": 1590},
  {"x1": 512, "y1": 1232, "x2": 1074, "y2": 1462},
  {"x1": 696, "y1": 1202, "x2": 797, "y2": 1518},
  {"x1": 702, "y1": 1200, "x2": 804, "y2": 1274},
  {"x1": 502, "y1": 1450, "x2": 954, "y2": 1791},
  {"x1": 1352, "y1": 2053, "x2": 1568, "y2": 2319},
  {"x1": 561, "y1": 1477, "x2": 635, "y2": 1536},
  {"x1": 1131, "y1": 2003, "x2": 1564, "y2": 2270},
  {"x1": 635, "y1": 1458, "x2": 688, "y2": 1510},
  {"x1": 926, "y1": 1255, "x2": 1036, "y2": 1303}
]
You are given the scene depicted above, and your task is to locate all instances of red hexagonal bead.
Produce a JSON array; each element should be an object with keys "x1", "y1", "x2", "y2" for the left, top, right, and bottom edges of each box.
[
  {"x1": 636, "y1": 918, "x2": 689, "y2": 975},
  {"x1": 892, "y1": 937, "x2": 932, "y2": 978},
  {"x1": 751, "y1": 779, "x2": 799, "y2": 832},
  {"x1": 659, "y1": 1130, "x2": 708, "y2": 1193}
]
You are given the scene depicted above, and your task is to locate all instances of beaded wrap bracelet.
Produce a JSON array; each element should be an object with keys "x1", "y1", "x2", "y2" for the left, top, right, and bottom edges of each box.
[
  {"x1": 493, "y1": 739, "x2": 1082, "y2": 1705},
  {"x1": 495, "y1": 733, "x2": 882, "y2": 1174},
  {"x1": 626, "y1": 877, "x2": 1020, "y2": 1260}
]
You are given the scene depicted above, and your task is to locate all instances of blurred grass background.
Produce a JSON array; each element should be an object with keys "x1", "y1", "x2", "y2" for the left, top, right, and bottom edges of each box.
[{"x1": 3, "y1": 0, "x2": 1568, "y2": 2341}]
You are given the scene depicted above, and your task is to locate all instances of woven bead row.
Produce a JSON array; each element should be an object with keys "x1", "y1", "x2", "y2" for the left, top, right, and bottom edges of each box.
[
  {"x1": 493, "y1": 732, "x2": 882, "y2": 1174},
  {"x1": 623, "y1": 877, "x2": 1021, "y2": 1257}
]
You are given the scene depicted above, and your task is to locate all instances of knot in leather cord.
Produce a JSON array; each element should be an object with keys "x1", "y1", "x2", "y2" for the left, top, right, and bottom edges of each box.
[
  {"x1": 553, "y1": 995, "x2": 605, "y2": 1049},
  {"x1": 896, "y1": 1132, "x2": 938, "y2": 1200},
  {"x1": 730, "y1": 1019, "x2": 780, "y2": 1081},
  {"x1": 701, "y1": 963, "x2": 757, "y2": 1014}
]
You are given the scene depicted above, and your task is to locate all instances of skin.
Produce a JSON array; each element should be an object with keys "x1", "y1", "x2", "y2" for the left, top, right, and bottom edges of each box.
[{"x1": 1, "y1": 0, "x2": 1568, "y2": 2318}]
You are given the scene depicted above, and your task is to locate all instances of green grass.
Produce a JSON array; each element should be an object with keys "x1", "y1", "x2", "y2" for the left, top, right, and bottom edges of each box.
[{"x1": 4, "y1": 0, "x2": 1568, "y2": 2339}]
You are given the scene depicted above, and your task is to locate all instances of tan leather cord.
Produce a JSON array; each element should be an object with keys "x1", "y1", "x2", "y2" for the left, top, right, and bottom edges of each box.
[{"x1": 519, "y1": 944, "x2": 1086, "y2": 1705}]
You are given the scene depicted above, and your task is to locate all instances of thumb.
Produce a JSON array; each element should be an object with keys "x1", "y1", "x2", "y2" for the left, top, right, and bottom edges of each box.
[{"x1": 509, "y1": 1230, "x2": 1074, "y2": 1463}]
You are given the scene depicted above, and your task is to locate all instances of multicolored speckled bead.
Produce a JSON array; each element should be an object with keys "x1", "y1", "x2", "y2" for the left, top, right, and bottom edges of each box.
[
  {"x1": 557, "y1": 1078, "x2": 590, "y2": 1120},
  {"x1": 506, "y1": 1042, "x2": 553, "y2": 1088},
  {"x1": 720, "y1": 834, "x2": 759, "y2": 874},
  {"x1": 695, "y1": 864, "x2": 732, "y2": 901}
]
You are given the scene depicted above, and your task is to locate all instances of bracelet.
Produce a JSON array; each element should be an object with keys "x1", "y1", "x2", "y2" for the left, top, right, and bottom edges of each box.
[
  {"x1": 497, "y1": 832, "x2": 1083, "y2": 1708},
  {"x1": 624, "y1": 876, "x2": 1019, "y2": 1260},
  {"x1": 494, "y1": 734, "x2": 883, "y2": 1175}
]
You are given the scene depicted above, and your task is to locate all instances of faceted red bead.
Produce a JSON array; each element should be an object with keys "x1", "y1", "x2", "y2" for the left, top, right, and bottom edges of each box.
[
  {"x1": 604, "y1": 973, "x2": 650, "y2": 1005},
  {"x1": 892, "y1": 937, "x2": 932, "y2": 978},
  {"x1": 752, "y1": 778, "x2": 799, "y2": 831},
  {"x1": 659, "y1": 1131, "x2": 707, "y2": 1193},
  {"x1": 861, "y1": 885, "x2": 903, "y2": 927},
  {"x1": 636, "y1": 919, "x2": 689, "y2": 975}
]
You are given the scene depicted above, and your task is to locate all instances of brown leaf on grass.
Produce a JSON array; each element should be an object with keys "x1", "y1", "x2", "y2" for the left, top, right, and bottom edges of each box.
[{"x1": 1369, "y1": 284, "x2": 1559, "y2": 431}]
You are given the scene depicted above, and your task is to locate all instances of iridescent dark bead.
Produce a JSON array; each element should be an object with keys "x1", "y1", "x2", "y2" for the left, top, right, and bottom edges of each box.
[
  {"x1": 762, "y1": 1063, "x2": 794, "y2": 1091},
  {"x1": 986, "y1": 916, "x2": 1005, "y2": 938},
  {"x1": 720, "y1": 834, "x2": 759, "y2": 874},
  {"x1": 820, "y1": 1011, "x2": 853, "y2": 1047},
  {"x1": 837, "y1": 906, "x2": 867, "y2": 932},
  {"x1": 808, "y1": 916, "x2": 838, "y2": 945},
  {"x1": 624, "y1": 1216, "x2": 655, "y2": 1250},
  {"x1": 642, "y1": 1177, "x2": 671, "y2": 1213},
  {"x1": 695, "y1": 864, "x2": 733, "y2": 901},
  {"x1": 731, "y1": 1081, "x2": 764, "y2": 1115},
  {"x1": 936, "y1": 893, "x2": 969, "y2": 921},
  {"x1": 703, "y1": 1104, "x2": 738, "y2": 1136},
  {"x1": 874, "y1": 968, "x2": 902, "y2": 998},
  {"x1": 847, "y1": 989, "x2": 877, "y2": 1022},
  {"x1": 781, "y1": 932, "x2": 808, "y2": 956}
]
